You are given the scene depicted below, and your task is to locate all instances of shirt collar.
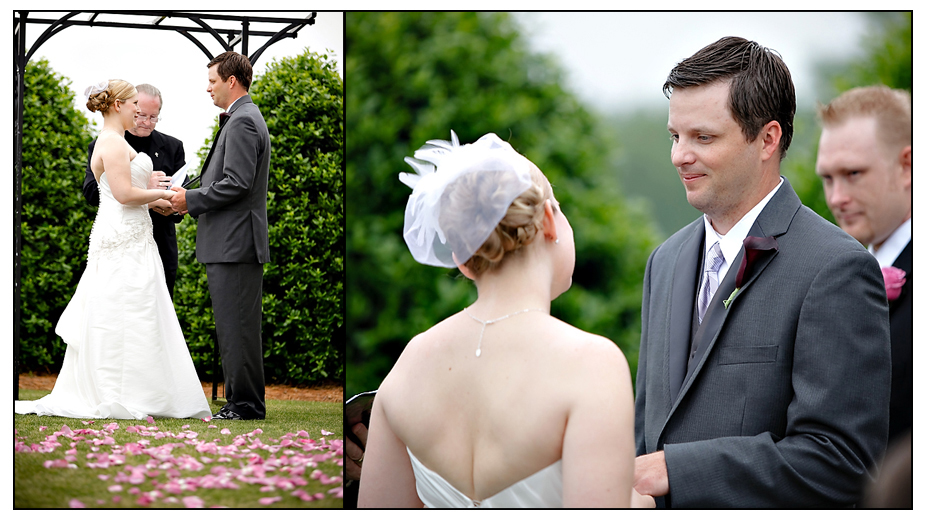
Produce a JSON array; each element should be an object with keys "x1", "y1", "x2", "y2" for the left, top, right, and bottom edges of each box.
[
  {"x1": 226, "y1": 95, "x2": 245, "y2": 113},
  {"x1": 703, "y1": 176, "x2": 784, "y2": 282},
  {"x1": 869, "y1": 218, "x2": 911, "y2": 268}
]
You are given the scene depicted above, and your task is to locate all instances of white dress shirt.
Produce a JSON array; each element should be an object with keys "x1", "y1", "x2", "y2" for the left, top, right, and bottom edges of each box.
[
  {"x1": 870, "y1": 218, "x2": 911, "y2": 268},
  {"x1": 702, "y1": 177, "x2": 784, "y2": 284}
]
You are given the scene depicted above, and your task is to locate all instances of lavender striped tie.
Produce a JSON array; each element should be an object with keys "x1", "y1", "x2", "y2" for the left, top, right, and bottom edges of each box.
[{"x1": 697, "y1": 241, "x2": 724, "y2": 324}]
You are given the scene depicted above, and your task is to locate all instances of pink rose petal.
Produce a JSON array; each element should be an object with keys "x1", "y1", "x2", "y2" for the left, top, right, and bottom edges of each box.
[{"x1": 182, "y1": 496, "x2": 203, "y2": 508}]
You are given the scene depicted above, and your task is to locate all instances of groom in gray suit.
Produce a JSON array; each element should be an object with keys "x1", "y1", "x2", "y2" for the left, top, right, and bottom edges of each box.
[
  {"x1": 633, "y1": 37, "x2": 890, "y2": 507},
  {"x1": 170, "y1": 51, "x2": 271, "y2": 420}
]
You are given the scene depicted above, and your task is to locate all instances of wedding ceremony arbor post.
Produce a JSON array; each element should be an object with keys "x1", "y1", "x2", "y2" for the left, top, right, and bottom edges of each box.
[{"x1": 13, "y1": 11, "x2": 317, "y2": 401}]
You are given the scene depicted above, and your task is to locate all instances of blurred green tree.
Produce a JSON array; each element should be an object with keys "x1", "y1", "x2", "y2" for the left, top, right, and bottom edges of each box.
[
  {"x1": 788, "y1": 12, "x2": 912, "y2": 222},
  {"x1": 346, "y1": 12, "x2": 661, "y2": 396}
]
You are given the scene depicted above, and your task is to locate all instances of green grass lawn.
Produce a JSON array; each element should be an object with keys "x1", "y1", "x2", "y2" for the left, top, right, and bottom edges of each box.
[{"x1": 14, "y1": 390, "x2": 343, "y2": 508}]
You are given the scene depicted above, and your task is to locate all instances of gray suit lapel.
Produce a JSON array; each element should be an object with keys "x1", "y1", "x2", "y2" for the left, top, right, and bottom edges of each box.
[
  {"x1": 200, "y1": 96, "x2": 252, "y2": 182},
  {"x1": 672, "y1": 178, "x2": 800, "y2": 407},
  {"x1": 668, "y1": 221, "x2": 704, "y2": 403}
]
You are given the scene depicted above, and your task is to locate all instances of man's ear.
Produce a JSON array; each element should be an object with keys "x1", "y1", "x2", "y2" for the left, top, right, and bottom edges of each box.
[
  {"x1": 759, "y1": 120, "x2": 783, "y2": 161},
  {"x1": 899, "y1": 145, "x2": 912, "y2": 191}
]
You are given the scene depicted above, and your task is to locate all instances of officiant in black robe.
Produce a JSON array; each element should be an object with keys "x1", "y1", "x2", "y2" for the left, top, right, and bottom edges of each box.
[{"x1": 83, "y1": 83, "x2": 187, "y2": 297}]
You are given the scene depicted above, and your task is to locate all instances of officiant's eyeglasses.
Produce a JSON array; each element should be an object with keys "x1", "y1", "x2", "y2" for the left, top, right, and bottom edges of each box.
[{"x1": 136, "y1": 114, "x2": 160, "y2": 123}]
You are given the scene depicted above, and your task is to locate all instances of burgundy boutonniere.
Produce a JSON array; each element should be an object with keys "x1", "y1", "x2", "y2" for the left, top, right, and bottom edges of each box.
[
  {"x1": 723, "y1": 235, "x2": 779, "y2": 309},
  {"x1": 881, "y1": 266, "x2": 906, "y2": 301}
]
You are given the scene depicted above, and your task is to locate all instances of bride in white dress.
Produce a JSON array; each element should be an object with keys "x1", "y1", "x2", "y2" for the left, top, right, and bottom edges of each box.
[
  {"x1": 15, "y1": 79, "x2": 211, "y2": 420},
  {"x1": 358, "y1": 132, "x2": 638, "y2": 507}
]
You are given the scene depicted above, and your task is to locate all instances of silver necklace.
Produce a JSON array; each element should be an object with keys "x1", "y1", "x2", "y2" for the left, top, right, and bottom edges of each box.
[{"x1": 464, "y1": 307, "x2": 545, "y2": 357}]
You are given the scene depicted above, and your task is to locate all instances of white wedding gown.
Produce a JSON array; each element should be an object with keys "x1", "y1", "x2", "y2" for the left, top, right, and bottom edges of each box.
[
  {"x1": 15, "y1": 152, "x2": 211, "y2": 420},
  {"x1": 407, "y1": 448, "x2": 563, "y2": 508}
]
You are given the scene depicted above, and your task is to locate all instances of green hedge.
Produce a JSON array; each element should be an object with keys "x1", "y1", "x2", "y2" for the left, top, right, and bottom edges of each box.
[{"x1": 18, "y1": 59, "x2": 97, "y2": 372}]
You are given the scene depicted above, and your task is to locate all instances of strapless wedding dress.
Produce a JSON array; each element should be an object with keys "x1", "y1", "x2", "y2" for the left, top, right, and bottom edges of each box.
[
  {"x1": 15, "y1": 153, "x2": 211, "y2": 420},
  {"x1": 407, "y1": 447, "x2": 563, "y2": 508}
]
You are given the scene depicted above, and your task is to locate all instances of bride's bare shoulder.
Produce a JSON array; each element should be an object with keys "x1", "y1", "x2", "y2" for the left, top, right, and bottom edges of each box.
[{"x1": 546, "y1": 320, "x2": 630, "y2": 379}]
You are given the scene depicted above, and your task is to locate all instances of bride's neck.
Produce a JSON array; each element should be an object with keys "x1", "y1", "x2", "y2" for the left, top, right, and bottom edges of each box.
[
  {"x1": 470, "y1": 253, "x2": 552, "y2": 316},
  {"x1": 101, "y1": 113, "x2": 126, "y2": 135}
]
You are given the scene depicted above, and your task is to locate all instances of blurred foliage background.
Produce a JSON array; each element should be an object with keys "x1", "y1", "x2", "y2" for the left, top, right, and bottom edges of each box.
[
  {"x1": 346, "y1": 11, "x2": 911, "y2": 398},
  {"x1": 19, "y1": 48, "x2": 344, "y2": 386}
]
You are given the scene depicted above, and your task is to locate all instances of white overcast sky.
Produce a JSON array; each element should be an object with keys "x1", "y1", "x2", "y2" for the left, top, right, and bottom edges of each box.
[
  {"x1": 512, "y1": 11, "x2": 870, "y2": 113},
  {"x1": 20, "y1": 11, "x2": 343, "y2": 168}
]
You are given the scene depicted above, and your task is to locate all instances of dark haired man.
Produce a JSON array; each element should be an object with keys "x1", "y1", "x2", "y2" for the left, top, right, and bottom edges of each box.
[
  {"x1": 84, "y1": 84, "x2": 186, "y2": 297},
  {"x1": 170, "y1": 51, "x2": 271, "y2": 421},
  {"x1": 633, "y1": 37, "x2": 890, "y2": 507}
]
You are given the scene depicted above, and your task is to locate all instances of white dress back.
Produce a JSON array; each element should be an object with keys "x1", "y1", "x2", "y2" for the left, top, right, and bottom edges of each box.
[{"x1": 407, "y1": 447, "x2": 563, "y2": 508}]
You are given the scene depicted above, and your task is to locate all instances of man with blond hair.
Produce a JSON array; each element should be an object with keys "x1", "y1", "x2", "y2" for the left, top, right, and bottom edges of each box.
[{"x1": 816, "y1": 86, "x2": 911, "y2": 446}]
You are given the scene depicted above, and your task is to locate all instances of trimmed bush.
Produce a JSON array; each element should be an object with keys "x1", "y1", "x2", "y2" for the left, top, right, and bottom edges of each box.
[{"x1": 19, "y1": 58, "x2": 97, "y2": 372}]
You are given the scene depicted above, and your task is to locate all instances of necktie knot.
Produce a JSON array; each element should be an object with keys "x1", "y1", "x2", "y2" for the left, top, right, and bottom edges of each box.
[
  {"x1": 706, "y1": 241, "x2": 724, "y2": 273},
  {"x1": 219, "y1": 112, "x2": 230, "y2": 126}
]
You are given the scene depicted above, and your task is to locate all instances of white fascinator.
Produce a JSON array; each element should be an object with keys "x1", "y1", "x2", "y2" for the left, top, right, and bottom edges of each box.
[
  {"x1": 84, "y1": 80, "x2": 109, "y2": 100},
  {"x1": 399, "y1": 131, "x2": 534, "y2": 268}
]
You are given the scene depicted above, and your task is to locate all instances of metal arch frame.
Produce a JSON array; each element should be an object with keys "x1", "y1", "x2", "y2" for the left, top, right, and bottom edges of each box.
[{"x1": 13, "y1": 11, "x2": 317, "y2": 401}]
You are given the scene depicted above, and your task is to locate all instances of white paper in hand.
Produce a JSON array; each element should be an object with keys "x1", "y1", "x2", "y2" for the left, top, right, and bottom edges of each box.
[{"x1": 169, "y1": 164, "x2": 188, "y2": 189}]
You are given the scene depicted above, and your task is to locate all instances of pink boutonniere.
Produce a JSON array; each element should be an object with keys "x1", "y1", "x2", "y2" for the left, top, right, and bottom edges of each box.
[
  {"x1": 723, "y1": 235, "x2": 779, "y2": 309},
  {"x1": 881, "y1": 266, "x2": 906, "y2": 301}
]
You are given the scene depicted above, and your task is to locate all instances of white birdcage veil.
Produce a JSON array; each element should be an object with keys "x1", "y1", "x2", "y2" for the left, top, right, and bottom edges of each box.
[{"x1": 399, "y1": 131, "x2": 534, "y2": 268}]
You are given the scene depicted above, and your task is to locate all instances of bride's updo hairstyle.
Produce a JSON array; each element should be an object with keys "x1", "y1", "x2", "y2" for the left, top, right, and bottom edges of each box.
[
  {"x1": 440, "y1": 164, "x2": 552, "y2": 276},
  {"x1": 85, "y1": 79, "x2": 136, "y2": 114},
  {"x1": 399, "y1": 131, "x2": 550, "y2": 274}
]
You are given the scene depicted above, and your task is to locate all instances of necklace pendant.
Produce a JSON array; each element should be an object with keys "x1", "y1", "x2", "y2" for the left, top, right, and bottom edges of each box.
[{"x1": 475, "y1": 348, "x2": 482, "y2": 357}]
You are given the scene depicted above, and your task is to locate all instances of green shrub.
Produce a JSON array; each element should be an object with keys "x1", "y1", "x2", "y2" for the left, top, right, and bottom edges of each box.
[
  {"x1": 174, "y1": 48, "x2": 344, "y2": 385},
  {"x1": 19, "y1": 58, "x2": 97, "y2": 372}
]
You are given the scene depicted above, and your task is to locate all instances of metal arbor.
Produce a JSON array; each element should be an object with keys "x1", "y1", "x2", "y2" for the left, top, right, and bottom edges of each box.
[{"x1": 13, "y1": 11, "x2": 317, "y2": 400}]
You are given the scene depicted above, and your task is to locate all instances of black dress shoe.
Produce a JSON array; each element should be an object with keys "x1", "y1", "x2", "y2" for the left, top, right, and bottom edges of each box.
[{"x1": 211, "y1": 407, "x2": 243, "y2": 420}]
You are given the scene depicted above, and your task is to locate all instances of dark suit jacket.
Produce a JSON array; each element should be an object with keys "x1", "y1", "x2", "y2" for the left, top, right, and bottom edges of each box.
[
  {"x1": 185, "y1": 95, "x2": 271, "y2": 264},
  {"x1": 887, "y1": 240, "x2": 912, "y2": 444},
  {"x1": 635, "y1": 178, "x2": 891, "y2": 507},
  {"x1": 84, "y1": 129, "x2": 186, "y2": 271}
]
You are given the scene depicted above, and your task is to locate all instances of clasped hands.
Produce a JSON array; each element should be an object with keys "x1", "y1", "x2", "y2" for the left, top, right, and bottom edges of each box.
[{"x1": 147, "y1": 170, "x2": 188, "y2": 216}]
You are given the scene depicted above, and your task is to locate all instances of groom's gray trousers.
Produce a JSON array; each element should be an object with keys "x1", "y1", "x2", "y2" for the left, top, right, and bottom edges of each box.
[{"x1": 206, "y1": 262, "x2": 265, "y2": 419}]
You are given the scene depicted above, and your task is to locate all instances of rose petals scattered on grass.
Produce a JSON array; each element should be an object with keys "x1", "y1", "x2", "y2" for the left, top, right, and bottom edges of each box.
[
  {"x1": 18, "y1": 422, "x2": 344, "y2": 508},
  {"x1": 69, "y1": 498, "x2": 85, "y2": 508}
]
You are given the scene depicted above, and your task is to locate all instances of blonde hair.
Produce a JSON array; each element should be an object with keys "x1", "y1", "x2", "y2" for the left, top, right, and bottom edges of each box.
[
  {"x1": 818, "y1": 86, "x2": 911, "y2": 151},
  {"x1": 86, "y1": 79, "x2": 137, "y2": 114},
  {"x1": 440, "y1": 163, "x2": 554, "y2": 276}
]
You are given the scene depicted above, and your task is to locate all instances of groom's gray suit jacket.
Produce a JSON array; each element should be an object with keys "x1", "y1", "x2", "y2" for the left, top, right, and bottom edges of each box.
[
  {"x1": 635, "y1": 178, "x2": 890, "y2": 507},
  {"x1": 187, "y1": 95, "x2": 270, "y2": 263}
]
